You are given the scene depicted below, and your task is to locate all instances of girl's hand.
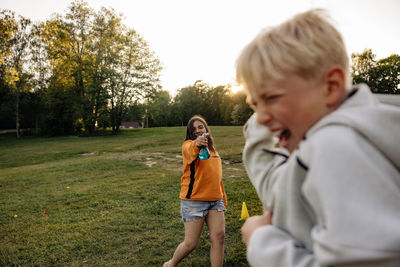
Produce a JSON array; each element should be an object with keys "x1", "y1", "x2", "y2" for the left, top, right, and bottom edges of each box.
[
  {"x1": 196, "y1": 133, "x2": 208, "y2": 147},
  {"x1": 241, "y1": 210, "x2": 272, "y2": 246}
]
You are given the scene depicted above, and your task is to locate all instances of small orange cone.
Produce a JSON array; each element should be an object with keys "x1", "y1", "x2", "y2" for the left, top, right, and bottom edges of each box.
[{"x1": 241, "y1": 202, "x2": 249, "y2": 220}]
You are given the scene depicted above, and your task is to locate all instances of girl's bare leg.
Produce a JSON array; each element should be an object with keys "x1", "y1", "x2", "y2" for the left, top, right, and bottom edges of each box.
[
  {"x1": 206, "y1": 210, "x2": 225, "y2": 267},
  {"x1": 164, "y1": 217, "x2": 205, "y2": 267}
]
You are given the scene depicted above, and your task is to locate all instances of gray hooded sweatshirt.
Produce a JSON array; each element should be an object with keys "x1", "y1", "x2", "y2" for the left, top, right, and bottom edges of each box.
[{"x1": 243, "y1": 84, "x2": 400, "y2": 267}]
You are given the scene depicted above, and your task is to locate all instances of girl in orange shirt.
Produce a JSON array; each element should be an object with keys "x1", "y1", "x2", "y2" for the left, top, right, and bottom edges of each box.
[{"x1": 164, "y1": 115, "x2": 227, "y2": 267}]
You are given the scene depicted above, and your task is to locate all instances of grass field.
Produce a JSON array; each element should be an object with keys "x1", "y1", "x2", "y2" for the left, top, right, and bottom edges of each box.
[{"x1": 0, "y1": 126, "x2": 262, "y2": 266}]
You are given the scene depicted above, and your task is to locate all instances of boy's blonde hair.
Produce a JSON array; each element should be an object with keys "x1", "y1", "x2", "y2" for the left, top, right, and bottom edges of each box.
[{"x1": 236, "y1": 9, "x2": 351, "y2": 97}]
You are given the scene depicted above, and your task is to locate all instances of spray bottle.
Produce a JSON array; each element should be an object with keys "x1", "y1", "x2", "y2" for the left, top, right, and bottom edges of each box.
[{"x1": 198, "y1": 133, "x2": 210, "y2": 159}]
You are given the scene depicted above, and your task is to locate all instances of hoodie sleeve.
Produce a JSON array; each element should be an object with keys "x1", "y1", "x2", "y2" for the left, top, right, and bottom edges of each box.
[
  {"x1": 300, "y1": 125, "x2": 400, "y2": 266},
  {"x1": 245, "y1": 123, "x2": 400, "y2": 267},
  {"x1": 243, "y1": 113, "x2": 289, "y2": 210},
  {"x1": 247, "y1": 225, "x2": 317, "y2": 267},
  {"x1": 182, "y1": 140, "x2": 200, "y2": 164},
  {"x1": 243, "y1": 114, "x2": 318, "y2": 267}
]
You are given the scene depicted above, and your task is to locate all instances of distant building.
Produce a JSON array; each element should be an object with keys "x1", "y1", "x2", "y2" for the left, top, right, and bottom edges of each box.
[{"x1": 121, "y1": 121, "x2": 142, "y2": 129}]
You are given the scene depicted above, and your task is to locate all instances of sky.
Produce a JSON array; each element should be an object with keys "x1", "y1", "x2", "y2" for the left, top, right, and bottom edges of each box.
[{"x1": 1, "y1": 0, "x2": 400, "y2": 95}]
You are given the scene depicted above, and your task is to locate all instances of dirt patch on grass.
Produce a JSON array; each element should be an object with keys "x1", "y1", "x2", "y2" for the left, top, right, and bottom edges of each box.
[
  {"x1": 80, "y1": 152, "x2": 97, "y2": 157},
  {"x1": 100, "y1": 151, "x2": 246, "y2": 178},
  {"x1": 101, "y1": 151, "x2": 182, "y2": 171}
]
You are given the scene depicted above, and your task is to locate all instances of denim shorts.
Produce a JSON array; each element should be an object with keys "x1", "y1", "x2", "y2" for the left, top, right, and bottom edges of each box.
[{"x1": 180, "y1": 198, "x2": 226, "y2": 222}]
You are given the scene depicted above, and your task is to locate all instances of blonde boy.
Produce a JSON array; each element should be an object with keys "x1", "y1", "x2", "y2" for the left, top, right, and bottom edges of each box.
[{"x1": 236, "y1": 9, "x2": 400, "y2": 266}]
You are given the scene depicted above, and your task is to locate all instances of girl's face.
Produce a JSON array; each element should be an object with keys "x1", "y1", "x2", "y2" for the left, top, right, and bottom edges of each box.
[{"x1": 192, "y1": 120, "x2": 207, "y2": 138}]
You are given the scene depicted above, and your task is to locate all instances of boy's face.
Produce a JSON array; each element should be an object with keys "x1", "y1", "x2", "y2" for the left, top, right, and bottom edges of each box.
[{"x1": 249, "y1": 73, "x2": 330, "y2": 153}]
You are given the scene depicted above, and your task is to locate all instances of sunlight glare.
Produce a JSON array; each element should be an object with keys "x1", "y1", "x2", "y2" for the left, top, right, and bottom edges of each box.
[{"x1": 229, "y1": 85, "x2": 244, "y2": 94}]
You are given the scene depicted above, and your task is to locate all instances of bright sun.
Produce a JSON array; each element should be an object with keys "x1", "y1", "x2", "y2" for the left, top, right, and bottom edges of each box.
[{"x1": 229, "y1": 85, "x2": 244, "y2": 94}]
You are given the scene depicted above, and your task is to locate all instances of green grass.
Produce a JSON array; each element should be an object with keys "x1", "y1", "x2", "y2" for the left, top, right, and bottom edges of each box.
[{"x1": 0, "y1": 127, "x2": 262, "y2": 266}]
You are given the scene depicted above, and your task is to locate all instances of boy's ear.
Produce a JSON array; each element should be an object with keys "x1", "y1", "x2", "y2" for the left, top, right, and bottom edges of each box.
[{"x1": 323, "y1": 66, "x2": 346, "y2": 108}]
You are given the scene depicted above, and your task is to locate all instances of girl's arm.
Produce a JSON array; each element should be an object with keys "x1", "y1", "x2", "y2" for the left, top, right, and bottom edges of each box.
[{"x1": 182, "y1": 140, "x2": 200, "y2": 164}]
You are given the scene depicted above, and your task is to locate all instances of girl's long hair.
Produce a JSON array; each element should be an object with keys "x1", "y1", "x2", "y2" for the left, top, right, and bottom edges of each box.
[{"x1": 185, "y1": 115, "x2": 215, "y2": 152}]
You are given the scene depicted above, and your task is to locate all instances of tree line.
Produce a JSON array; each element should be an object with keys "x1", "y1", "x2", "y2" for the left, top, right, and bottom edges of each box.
[
  {"x1": 0, "y1": 1, "x2": 252, "y2": 136},
  {"x1": 1, "y1": 1, "x2": 399, "y2": 137}
]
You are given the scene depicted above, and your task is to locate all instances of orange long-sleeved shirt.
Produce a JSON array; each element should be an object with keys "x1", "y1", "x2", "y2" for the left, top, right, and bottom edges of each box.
[{"x1": 179, "y1": 140, "x2": 227, "y2": 207}]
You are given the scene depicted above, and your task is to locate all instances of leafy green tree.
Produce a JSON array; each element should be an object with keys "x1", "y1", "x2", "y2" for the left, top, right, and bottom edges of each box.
[
  {"x1": 39, "y1": 1, "x2": 162, "y2": 135},
  {"x1": 0, "y1": 9, "x2": 17, "y2": 69},
  {"x1": 173, "y1": 81, "x2": 209, "y2": 125},
  {"x1": 0, "y1": 10, "x2": 33, "y2": 136},
  {"x1": 1, "y1": 11, "x2": 49, "y2": 135},
  {"x1": 90, "y1": 6, "x2": 124, "y2": 134},
  {"x1": 351, "y1": 49, "x2": 375, "y2": 82},
  {"x1": 28, "y1": 22, "x2": 51, "y2": 134},
  {"x1": 370, "y1": 55, "x2": 400, "y2": 94},
  {"x1": 202, "y1": 85, "x2": 231, "y2": 125},
  {"x1": 7, "y1": 13, "x2": 31, "y2": 137},
  {"x1": 0, "y1": 9, "x2": 17, "y2": 129},
  {"x1": 40, "y1": 1, "x2": 92, "y2": 134},
  {"x1": 352, "y1": 49, "x2": 400, "y2": 94},
  {"x1": 230, "y1": 90, "x2": 253, "y2": 125},
  {"x1": 146, "y1": 89, "x2": 172, "y2": 127},
  {"x1": 107, "y1": 27, "x2": 162, "y2": 133}
]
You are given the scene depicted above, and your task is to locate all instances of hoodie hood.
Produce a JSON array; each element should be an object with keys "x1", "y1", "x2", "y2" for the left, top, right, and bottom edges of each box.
[{"x1": 307, "y1": 84, "x2": 400, "y2": 170}]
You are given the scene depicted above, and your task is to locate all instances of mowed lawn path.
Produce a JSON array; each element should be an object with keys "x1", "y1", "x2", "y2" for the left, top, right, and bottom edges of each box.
[{"x1": 0, "y1": 127, "x2": 262, "y2": 266}]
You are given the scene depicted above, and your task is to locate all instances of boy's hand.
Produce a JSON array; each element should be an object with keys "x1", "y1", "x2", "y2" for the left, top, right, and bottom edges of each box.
[{"x1": 241, "y1": 210, "x2": 272, "y2": 246}]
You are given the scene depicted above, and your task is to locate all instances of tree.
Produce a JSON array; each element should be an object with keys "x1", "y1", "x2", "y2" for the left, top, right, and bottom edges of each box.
[
  {"x1": 351, "y1": 49, "x2": 400, "y2": 94},
  {"x1": 0, "y1": 9, "x2": 18, "y2": 129},
  {"x1": 62, "y1": 0, "x2": 94, "y2": 133},
  {"x1": 173, "y1": 81, "x2": 209, "y2": 125},
  {"x1": 146, "y1": 89, "x2": 172, "y2": 127},
  {"x1": 202, "y1": 85, "x2": 231, "y2": 125},
  {"x1": 40, "y1": 1, "x2": 162, "y2": 135},
  {"x1": 0, "y1": 10, "x2": 33, "y2": 136},
  {"x1": 107, "y1": 27, "x2": 162, "y2": 133},
  {"x1": 29, "y1": 22, "x2": 51, "y2": 134},
  {"x1": 230, "y1": 90, "x2": 253, "y2": 125},
  {"x1": 7, "y1": 13, "x2": 31, "y2": 137},
  {"x1": 90, "y1": 6, "x2": 124, "y2": 134},
  {"x1": 370, "y1": 55, "x2": 400, "y2": 94},
  {"x1": 40, "y1": 1, "x2": 93, "y2": 135}
]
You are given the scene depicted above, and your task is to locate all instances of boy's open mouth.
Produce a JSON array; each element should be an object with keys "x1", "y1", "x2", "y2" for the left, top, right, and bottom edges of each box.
[{"x1": 278, "y1": 129, "x2": 291, "y2": 149}]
